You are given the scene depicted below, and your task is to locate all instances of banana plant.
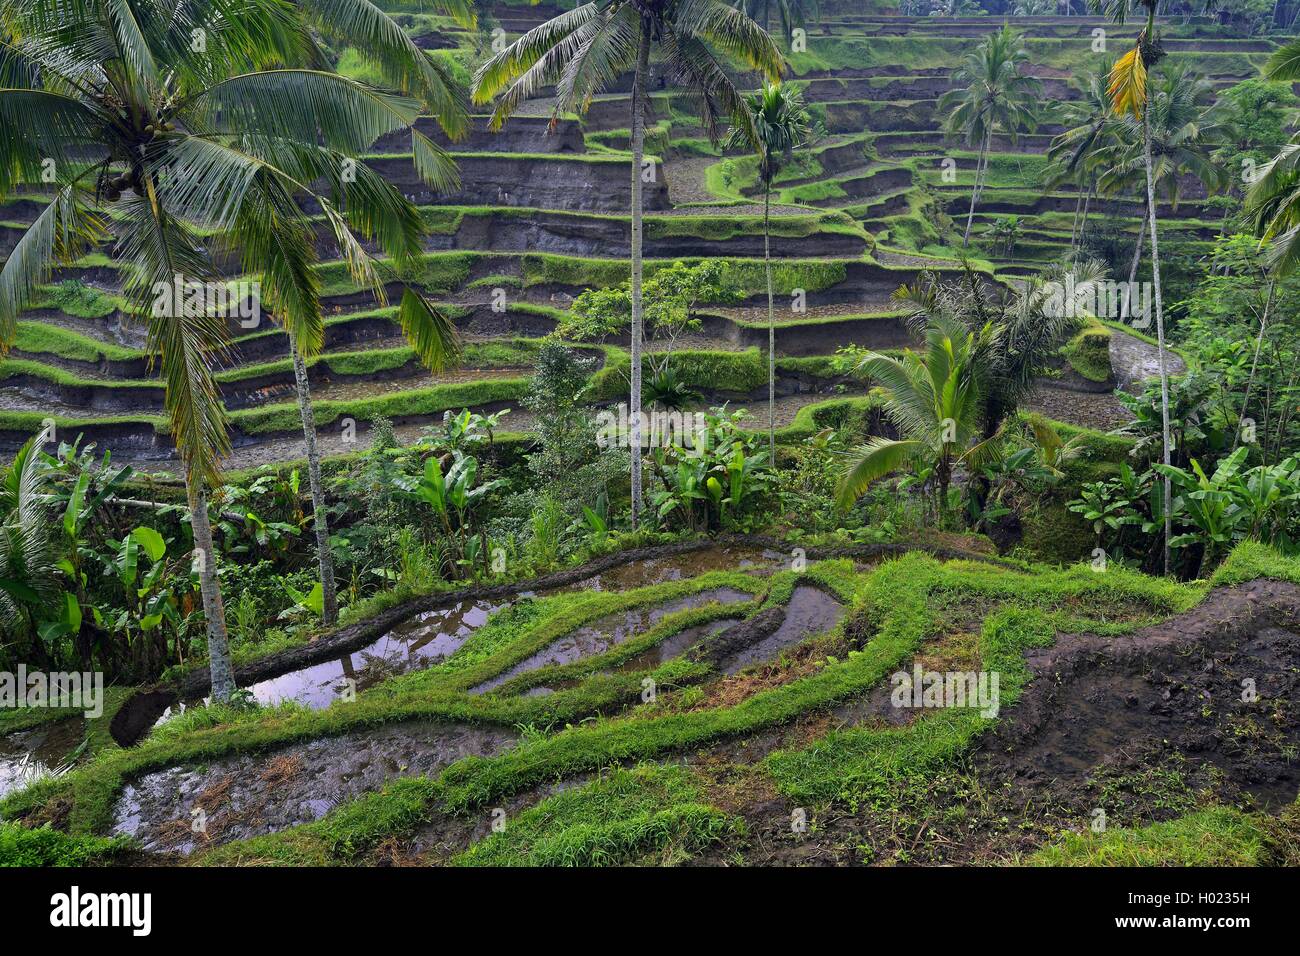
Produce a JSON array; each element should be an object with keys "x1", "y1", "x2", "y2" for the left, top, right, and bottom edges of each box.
[
  {"x1": 1155, "y1": 447, "x2": 1250, "y2": 576},
  {"x1": 572, "y1": 493, "x2": 612, "y2": 550},
  {"x1": 279, "y1": 580, "x2": 325, "y2": 626},
  {"x1": 650, "y1": 454, "x2": 711, "y2": 533},
  {"x1": 1068, "y1": 480, "x2": 1139, "y2": 546},
  {"x1": 1236, "y1": 457, "x2": 1300, "y2": 545},
  {"x1": 650, "y1": 410, "x2": 775, "y2": 532},
  {"x1": 105, "y1": 527, "x2": 180, "y2": 634},
  {"x1": 419, "y1": 408, "x2": 509, "y2": 453},
  {"x1": 408, "y1": 451, "x2": 505, "y2": 578}
]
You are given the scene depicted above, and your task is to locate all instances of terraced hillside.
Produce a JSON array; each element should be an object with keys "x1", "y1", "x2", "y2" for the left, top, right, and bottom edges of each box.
[
  {"x1": 1, "y1": 1, "x2": 1261, "y2": 472},
  {"x1": 6, "y1": 539, "x2": 1300, "y2": 867}
]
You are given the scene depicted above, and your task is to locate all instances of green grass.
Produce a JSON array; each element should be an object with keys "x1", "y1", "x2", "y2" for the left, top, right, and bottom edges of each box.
[
  {"x1": 762, "y1": 557, "x2": 1196, "y2": 807},
  {"x1": 0, "y1": 358, "x2": 156, "y2": 390},
  {"x1": 1028, "y1": 807, "x2": 1267, "y2": 866},
  {"x1": 454, "y1": 763, "x2": 742, "y2": 866},
  {"x1": 1061, "y1": 320, "x2": 1113, "y2": 383},
  {"x1": 0, "y1": 821, "x2": 132, "y2": 866},
  {"x1": 11, "y1": 321, "x2": 141, "y2": 364},
  {"x1": 227, "y1": 378, "x2": 527, "y2": 435}
]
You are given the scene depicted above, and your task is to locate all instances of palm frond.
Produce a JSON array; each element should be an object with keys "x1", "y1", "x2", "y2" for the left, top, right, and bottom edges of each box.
[
  {"x1": 1107, "y1": 46, "x2": 1147, "y2": 119},
  {"x1": 835, "y1": 437, "x2": 924, "y2": 510},
  {"x1": 186, "y1": 69, "x2": 423, "y2": 154},
  {"x1": 294, "y1": 0, "x2": 471, "y2": 136},
  {"x1": 397, "y1": 287, "x2": 460, "y2": 372},
  {"x1": 0, "y1": 180, "x2": 107, "y2": 347}
]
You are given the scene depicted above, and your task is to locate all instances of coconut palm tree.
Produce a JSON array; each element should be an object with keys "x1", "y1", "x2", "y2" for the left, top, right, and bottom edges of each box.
[
  {"x1": 0, "y1": 0, "x2": 467, "y2": 697},
  {"x1": 1096, "y1": 67, "x2": 1224, "y2": 321},
  {"x1": 1102, "y1": 0, "x2": 1225, "y2": 570},
  {"x1": 472, "y1": 0, "x2": 783, "y2": 528},
  {"x1": 725, "y1": 81, "x2": 809, "y2": 456},
  {"x1": 1099, "y1": 0, "x2": 1169, "y2": 571},
  {"x1": 836, "y1": 314, "x2": 1001, "y2": 514},
  {"x1": 938, "y1": 24, "x2": 1041, "y2": 246}
]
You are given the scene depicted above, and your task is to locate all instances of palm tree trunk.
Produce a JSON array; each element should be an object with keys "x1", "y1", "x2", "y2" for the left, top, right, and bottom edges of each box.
[
  {"x1": 628, "y1": 23, "x2": 651, "y2": 528},
  {"x1": 764, "y1": 172, "x2": 776, "y2": 457},
  {"x1": 1079, "y1": 183, "x2": 1092, "y2": 241},
  {"x1": 1070, "y1": 189, "x2": 1083, "y2": 250},
  {"x1": 187, "y1": 478, "x2": 235, "y2": 701},
  {"x1": 290, "y1": 335, "x2": 338, "y2": 625},
  {"x1": 1142, "y1": 104, "x2": 1172, "y2": 575},
  {"x1": 1120, "y1": 204, "x2": 1146, "y2": 322},
  {"x1": 963, "y1": 129, "x2": 990, "y2": 246},
  {"x1": 1232, "y1": 277, "x2": 1276, "y2": 455}
]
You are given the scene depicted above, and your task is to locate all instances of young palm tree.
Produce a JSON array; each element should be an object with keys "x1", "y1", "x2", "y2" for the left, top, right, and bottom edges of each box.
[
  {"x1": 725, "y1": 81, "x2": 809, "y2": 456},
  {"x1": 0, "y1": 436, "x2": 59, "y2": 664},
  {"x1": 1103, "y1": 0, "x2": 1223, "y2": 571},
  {"x1": 836, "y1": 314, "x2": 1001, "y2": 514},
  {"x1": 938, "y1": 24, "x2": 1041, "y2": 246},
  {"x1": 472, "y1": 0, "x2": 782, "y2": 528},
  {"x1": 893, "y1": 262, "x2": 1101, "y2": 444},
  {"x1": 0, "y1": 0, "x2": 466, "y2": 696}
]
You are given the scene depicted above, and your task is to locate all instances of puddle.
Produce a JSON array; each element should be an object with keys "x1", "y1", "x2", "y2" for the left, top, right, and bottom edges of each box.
[
  {"x1": 112, "y1": 720, "x2": 517, "y2": 854},
  {"x1": 472, "y1": 588, "x2": 753, "y2": 693},
  {"x1": 0, "y1": 717, "x2": 87, "y2": 798},
  {"x1": 555, "y1": 546, "x2": 789, "y2": 593},
  {"x1": 150, "y1": 600, "x2": 508, "y2": 727},
  {"x1": 245, "y1": 599, "x2": 508, "y2": 710},
  {"x1": 719, "y1": 586, "x2": 845, "y2": 675}
]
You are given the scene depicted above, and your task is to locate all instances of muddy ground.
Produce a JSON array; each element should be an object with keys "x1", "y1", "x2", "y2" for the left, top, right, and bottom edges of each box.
[
  {"x1": 112, "y1": 721, "x2": 517, "y2": 854},
  {"x1": 686, "y1": 578, "x2": 1300, "y2": 865}
]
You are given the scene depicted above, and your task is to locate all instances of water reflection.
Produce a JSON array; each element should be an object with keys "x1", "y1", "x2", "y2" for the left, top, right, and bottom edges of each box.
[{"x1": 247, "y1": 599, "x2": 507, "y2": 707}]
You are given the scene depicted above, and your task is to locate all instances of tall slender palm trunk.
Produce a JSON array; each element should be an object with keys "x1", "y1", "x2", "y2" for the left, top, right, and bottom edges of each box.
[
  {"x1": 1142, "y1": 104, "x2": 1172, "y2": 575},
  {"x1": 764, "y1": 171, "x2": 776, "y2": 457},
  {"x1": 290, "y1": 334, "x2": 338, "y2": 624},
  {"x1": 628, "y1": 24, "x2": 651, "y2": 528},
  {"x1": 1233, "y1": 278, "x2": 1276, "y2": 455},
  {"x1": 963, "y1": 129, "x2": 991, "y2": 246},
  {"x1": 187, "y1": 478, "x2": 235, "y2": 701},
  {"x1": 1070, "y1": 190, "x2": 1082, "y2": 250},
  {"x1": 1120, "y1": 202, "x2": 1146, "y2": 322}
]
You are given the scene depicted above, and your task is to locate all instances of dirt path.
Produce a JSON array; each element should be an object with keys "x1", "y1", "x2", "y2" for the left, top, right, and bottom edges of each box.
[
  {"x1": 1108, "y1": 326, "x2": 1187, "y2": 395},
  {"x1": 1024, "y1": 382, "x2": 1127, "y2": 431}
]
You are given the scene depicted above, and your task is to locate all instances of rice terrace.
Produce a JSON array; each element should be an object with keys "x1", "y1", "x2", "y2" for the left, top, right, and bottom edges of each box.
[{"x1": 1, "y1": 0, "x2": 1300, "y2": 904}]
